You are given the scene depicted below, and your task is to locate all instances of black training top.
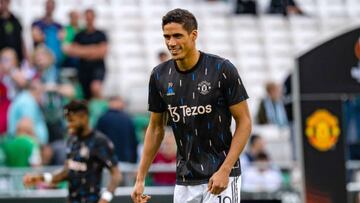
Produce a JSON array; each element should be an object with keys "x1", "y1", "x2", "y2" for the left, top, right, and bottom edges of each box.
[
  {"x1": 73, "y1": 30, "x2": 107, "y2": 71},
  {"x1": 148, "y1": 51, "x2": 249, "y2": 185},
  {"x1": 66, "y1": 130, "x2": 118, "y2": 202}
]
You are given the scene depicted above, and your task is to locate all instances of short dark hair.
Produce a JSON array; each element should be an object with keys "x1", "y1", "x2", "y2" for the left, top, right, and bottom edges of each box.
[
  {"x1": 85, "y1": 8, "x2": 95, "y2": 15},
  {"x1": 64, "y1": 100, "x2": 89, "y2": 116},
  {"x1": 162, "y1": 8, "x2": 198, "y2": 33}
]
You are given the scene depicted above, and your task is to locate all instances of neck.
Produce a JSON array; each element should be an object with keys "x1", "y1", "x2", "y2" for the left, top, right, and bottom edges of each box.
[
  {"x1": 270, "y1": 97, "x2": 278, "y2": 103},
  {"x1": 1, "y1": 10, "x2": 10, "y2": 18},
  {"x1": 71, "y1": 23, "x2": 78, "y2": 28},
  {"x1": 80, "y1": 125, "x2": 91, "y2": 137},
  {"x1": 43, "y1": 15, "x2": 53, "y2": 23},
  {"x1": 86, "y1": 25, "x2": 95, "y2": 33},
  {"x1": 175, "y1": 49, "x2": 200, "y2": 72}
]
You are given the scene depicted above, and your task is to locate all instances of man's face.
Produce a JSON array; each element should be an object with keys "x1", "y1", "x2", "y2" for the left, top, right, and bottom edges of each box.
[
  {"x1": 85, "y1": 10, "x2": 95, "y2": 27},
  {"x1": 66, "y1": 113, "x2": 87, "y2": 136},
  {"x1": 34, "y1": 49, "x2": 53, "y2": 70},
  {"x1": 253, "y1": 138, "x2": 265, "y2": 152},
  {"x1": 45, "y1": 0, "x2": 55, "y2": 16},
  {"x1": 69, "y1": 11, "x2": 79, "y2": 26},
  {"x1": 0, "y1": 0, "x2": 10, "y2": 14},
  {"x1": 163, "y1": 23, "x2": 197, "y2": 61},
  {"x1": 269, "y1": 85, "x2": 281, "y2": 101},
  {"x1": 0, "y1": 50, "x2": 17, "y2": 72}
]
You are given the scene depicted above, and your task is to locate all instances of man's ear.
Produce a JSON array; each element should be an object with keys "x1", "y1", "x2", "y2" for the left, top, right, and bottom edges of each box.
[{"x1": 191, "y1": 30, "x2": 198, "y2": 41}]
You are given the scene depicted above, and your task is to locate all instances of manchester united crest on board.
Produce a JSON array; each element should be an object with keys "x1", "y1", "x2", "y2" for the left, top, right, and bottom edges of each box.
[
  {"x1": 197, "y1": 81, "x2": 211, "y2": 95},
  {"x1": 305, "y1": 109, "x2": 340, "y2": 152}
]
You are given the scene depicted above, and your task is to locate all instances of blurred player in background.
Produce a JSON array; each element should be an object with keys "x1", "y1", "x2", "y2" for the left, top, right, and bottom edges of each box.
[
  {"x1": 23, "y1": 100, "x2": 122, "y2": 203},
  {"x1": 132, "y1": 8, "x2": 251, "y2": 203}
]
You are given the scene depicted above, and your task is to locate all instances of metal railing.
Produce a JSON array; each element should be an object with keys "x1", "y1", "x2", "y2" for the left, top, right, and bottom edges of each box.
[{"x1": 0, "y1": 162, "x2": 302, "y2": 202}]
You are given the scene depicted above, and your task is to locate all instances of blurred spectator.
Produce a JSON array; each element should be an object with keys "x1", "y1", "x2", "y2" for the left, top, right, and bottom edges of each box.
[
  {"x1": 63, "y1": 8, "x2": 108, "y2": 99},
  {"x1": 32, "y1": 0, "x2": 63, "y2": 67},
  {"x1": 256, "y1": 82, "x2": 288, "y2": 127},
  {"x1": 158, "y1": 51, "x2": 169, "y2": 63},
  {"x1": 268, "y1": 0, "x2": 303, "y2": 16},
  {"x1": 62, "y1": 10, "x2": 81, "y2": 68},
  {"x1": 32, "y1": 44, "x2": 58, "y2": 85},
  {"x1": 32, "y1": 44, "x2": 74, "y2": 97},
  {"x1": 96, "y1": 96, "x2": 137, "y2": 163},
  {"x1": 0, "y1": 0, "x2": 26, "y2": 62},
  {"x1": 152, "y1": 128, "x2": 176, "y2": 186},
  {"x1": 2, "y1": 117, "x2": 41, "y2": 167},
  {"x1": 242, "y1": 151, "x2": 283, "y2": 192},
  {"x1": 62, "y1": 10, "x2": 81, "y2": 46},
  {"x1": 8, "y1": 80, "x2": 48, "y2": 144},
  {"x1": 0, "y1": 48, "x2": 27, "y2": 100},
  {"x1": 0, "y1": 82, "x2": 9, "y2": 134},
  {"x1": 89, "y1": 80, "x2": 108, "y2": 127},
  {"x1": 241, "y1": 134, "x2": 266, "y2": 170},
  {"x1": 32, "y1": 45, "x2": 74, "y2": 142},
  {"x1": 235, "y1": 0, "x2": 257, "y2": 15}
]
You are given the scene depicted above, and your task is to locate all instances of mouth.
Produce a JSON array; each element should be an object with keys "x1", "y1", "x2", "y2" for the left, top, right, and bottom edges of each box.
[{"x1": 169, "y1": 48, "x2": 181, "y2": 55}]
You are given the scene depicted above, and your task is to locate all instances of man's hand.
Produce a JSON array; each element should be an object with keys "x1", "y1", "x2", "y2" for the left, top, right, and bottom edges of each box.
[
  {"x1": 208, "y1": 168, "x2": 230, "y2": 195},
  {"x1": 23, "y1": 174, "x2": 43, "y2": 187},
  {"x1": 131, "y1": 181, "x2": 151, "y2": 203},
  {"x1": 98, "y1": 199, "x2": 108, "y2": 203}
]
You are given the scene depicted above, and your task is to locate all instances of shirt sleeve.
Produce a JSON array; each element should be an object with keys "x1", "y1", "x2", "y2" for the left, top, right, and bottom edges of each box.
[
  {"x1": 221, "y1": 60, "x2": 249, "y2": 106},
  {"x1": 95, "y1": 137, "x2": 118, "y2": 169},
  {"x1": 148, "y1": 71, "x2": 167, "y2": 113}
]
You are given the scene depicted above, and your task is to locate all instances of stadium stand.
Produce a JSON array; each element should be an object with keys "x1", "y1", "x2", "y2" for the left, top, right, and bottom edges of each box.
[
  {"x1": 2, "y1": 0, "x2": 360, "y2": 202},
  {"x1": 7, "y1": 0, "x2": 360, "y2": 115}
]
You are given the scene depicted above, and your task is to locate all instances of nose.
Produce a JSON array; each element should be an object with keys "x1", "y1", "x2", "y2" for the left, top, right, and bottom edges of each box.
[{"x1": 167, "y1": 37, "x2": 177, "y2": 47}]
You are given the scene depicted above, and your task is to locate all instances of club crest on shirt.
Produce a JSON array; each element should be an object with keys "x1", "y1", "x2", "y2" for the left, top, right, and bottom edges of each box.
[
  {"x1": 166, "y1": 82, "x2": 175, "y2": 96},
  {"x1": 197, "y1": 81, "x2": 211, "y2": 95}
]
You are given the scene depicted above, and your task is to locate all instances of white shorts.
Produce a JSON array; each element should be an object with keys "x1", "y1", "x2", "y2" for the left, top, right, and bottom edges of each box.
[{"x1": 174, "y1": 176, "x2": 241, "y2": 203}]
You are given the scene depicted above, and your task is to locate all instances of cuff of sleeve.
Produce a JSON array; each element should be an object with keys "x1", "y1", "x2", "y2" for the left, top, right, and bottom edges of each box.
[
  {"x1": 101, "y1": 190, "x2": 113, "y2": 202},
  {"x1": 228, "y1": 95, "x2": 249, "y2": 107},
  {"x1": 43, "y1": 172, "x2": 53, "y2": 184}
]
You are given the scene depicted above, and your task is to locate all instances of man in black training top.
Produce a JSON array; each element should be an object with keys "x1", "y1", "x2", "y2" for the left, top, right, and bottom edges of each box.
[
  {"x1": 23, "y1": 100, "x2": 122, "y2": 203},
  {"x1": 63, "y1": 8, "x2": 108, "y2": 100},
  {"x1": 132, "y1": 8, "x2": 252, "y2": 203}
]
